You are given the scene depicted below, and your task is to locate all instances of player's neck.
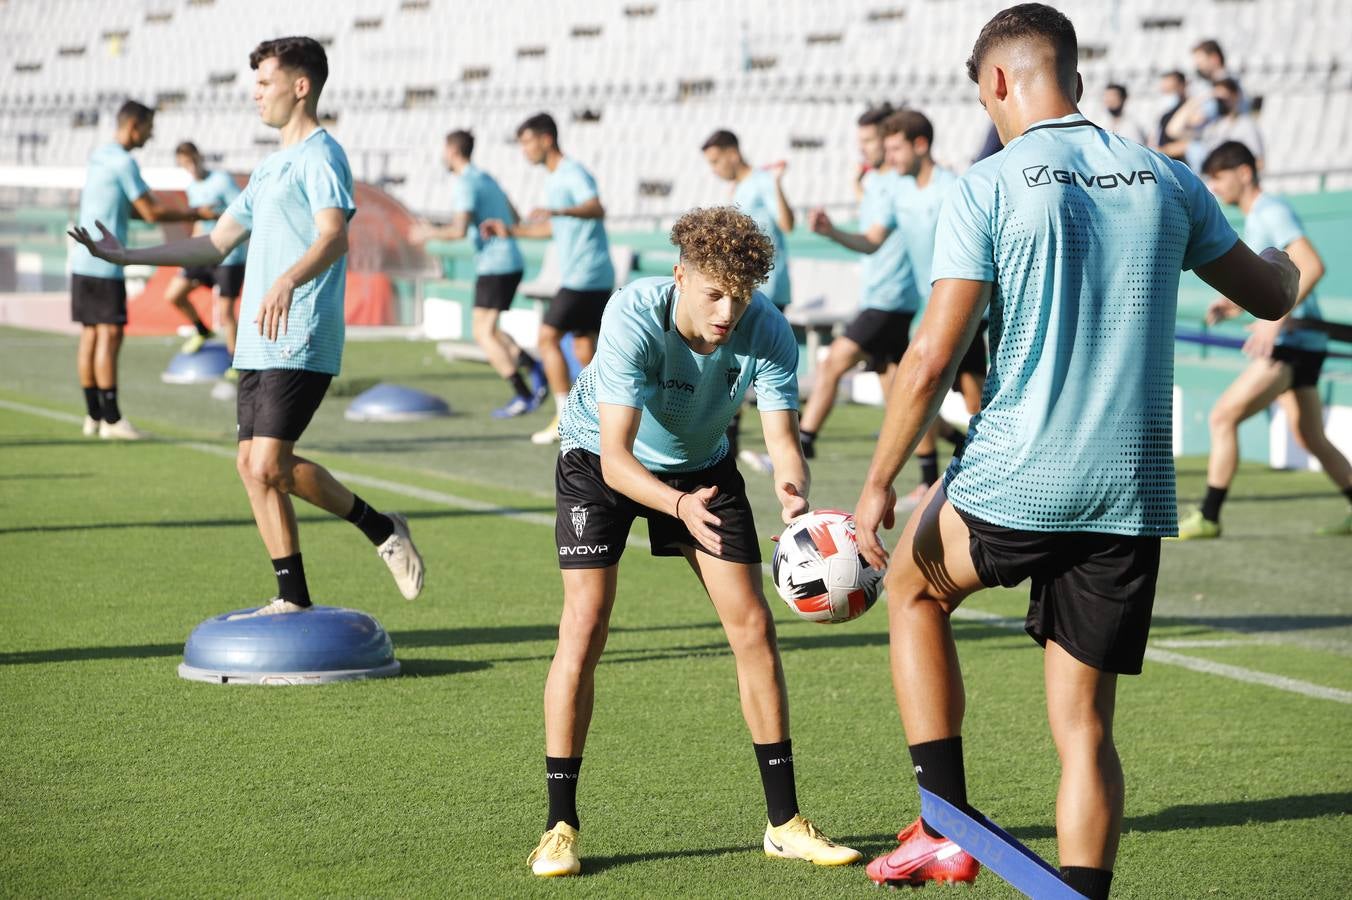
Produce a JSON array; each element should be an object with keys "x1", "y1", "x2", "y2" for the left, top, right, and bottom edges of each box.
[
  {"x1": 449, "y1": 159, "x2": 468, "y2": 175},
  {"x1": 115, "y1": 130, "x2": 136, "y2": 151},
  {"x1": 278, "y1": 109, "x2": 321, "y2": 148},
  {"x1": 733, "y1": 162, "x2": 753, "y2": 183},
  {"x1": 1238, "y1": 185, "x2": 1262, "y2": 214},
  {"x1": 543, "y1": 148, "x2": 564, "y2": 172},
  {"x1": 1012, "y1": 97, "x2": 1081, "y2": 138},
  {"x1": 914, "y1": 157, "x2": 935, "y2": 187}
]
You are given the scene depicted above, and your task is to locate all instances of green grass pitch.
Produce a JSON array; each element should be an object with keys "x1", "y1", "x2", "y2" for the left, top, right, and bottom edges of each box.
[{"x1": 1, "y1": 329, "x2": 1349, "y2": 898}]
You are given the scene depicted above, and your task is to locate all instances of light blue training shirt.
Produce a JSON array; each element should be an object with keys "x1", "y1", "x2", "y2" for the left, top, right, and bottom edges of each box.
[
  {"x1": 545, "y1": 157, "x2": 614, "y2": 291},
  {"x1": 933, "y1": 113, "x2": 1238, "y2": 536},
  {"x1": 1243, "y1": 192, "x2": 1326, "y2": 353},
  {"x1": 733, "y1": 169, "x2": 791, "y2": 308},
  {"x1": 187, "y1": 170, "x2": 247, "y2": 266},
  {"x1": 857, "y1": 170, "x2": 911, "y2": 313},
  {"x1": 859, "y1": 166, "x2": 960, "y2": 312},
  {"x1": 452, "y1": 163, "x2": 524, "y2": 277},
  {"x1": 224, "y1": 128, "x2": 356, "y2": 375},
  {"x1": 559, "y1": 275, "x2": 800, "y2": 473},
  {"x1": 70, "y1": 142, "x2": 150, "y2": 280}
]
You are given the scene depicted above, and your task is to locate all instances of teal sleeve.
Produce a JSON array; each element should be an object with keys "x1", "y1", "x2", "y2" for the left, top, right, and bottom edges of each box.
[
  {"x1": 303, "y1": 150, "x2": 356, "y2": 219},
  {"x1": 593, "y1": 304, "x2": 653, "y2": 409},
  {"x1": 223, "y1": 173, "x2": 256, "y2": 229},
  {"x1": 451, "y1": 177, "x2": 474, "y2": 214},
  {"x1": 567, "y1": 165, "x2": 599, "y2": 204},
  {"x1": 930, "y1": 170, "x2": 995, "y2": 283},
  {"x1": 1170, "y1": 159, "x2": 1239, "y2": 270},
  {"x1": 120, "y1": 156, "x2": 150, "y2": 203},
  {"x1": 213, "y1": 172, "x2": 241, "y2": 208},
  {"x1": 750, "y1": 310, "x2": 799, "y2": 412},
  {"x1": 860, "y1": 178, "x2": 894, "y2": 230},
  {"x1": 1258, "y1": 199, "x2": 1305, "y2": 250}
]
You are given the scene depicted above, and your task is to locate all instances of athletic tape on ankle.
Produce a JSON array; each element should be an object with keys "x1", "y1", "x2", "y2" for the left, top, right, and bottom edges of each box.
[{"x1": 919, "y1": 788, "x2": 1084, "y2": 899}]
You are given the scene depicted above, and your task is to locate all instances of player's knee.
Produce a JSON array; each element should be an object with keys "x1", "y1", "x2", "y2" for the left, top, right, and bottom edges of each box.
[
  {"x1": 234, "y1": 449, "x2": 253, "y2": 483},
  {"x1": 1208, "y1": 403, "x2": 1239, "y2": 431},
  {"x1": 725, "y1": 602, "x2": 776, "y2": 653},
  {"x1": 249, "y1": 457, "x2": 293, "y2": 492},
  {"x1": 558, "y1": 608, "x2": 609, "y2": 660}
]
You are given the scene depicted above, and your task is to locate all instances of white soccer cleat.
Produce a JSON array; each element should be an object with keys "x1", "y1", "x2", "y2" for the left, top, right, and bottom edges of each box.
[
  {"x1": 378, "y1": 512, "x2": 425, "y2": 600},
  {"x1": 99, "y1": 418, "x2": 143, "y2": 441},
  {"x1": 82, "y1": 416, "x2": 99, "y2": 437},
  {"x1": 227, "y1": 598, "x2": 309, "y2": 620},
  {"x1": 531, "y1": 414, "x2": 560, "y2": 445}
]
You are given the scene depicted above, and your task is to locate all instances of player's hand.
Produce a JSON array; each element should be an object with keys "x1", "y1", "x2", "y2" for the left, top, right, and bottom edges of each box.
[
  {"x1": 1243, "y1": 318, "x2": 1281, "y2": 360},
  {"x1": 807, "y1": 208, "x2": 832, "y2": 235},
  {"x1": 677, "y1": 485, "x2": 723, "y2": 557},
  {"x1": 196, "y1": 206, "x2": 221, "y2": 221},
  {"x1": 776, "y1": 482, "x2": 808, "y2": 524},
  {"x1": 853, "y1": 481, "x2": 897, "y2": 572},
  {"x1": 67, "y1": 221, "x2": 127, "y2": 266},
  {"x1": 479, "y1": 219, "x2": 508, "y2": 239},
  {"x1": 408, "y1": 222, "x2": 432, "y2": 245},
  {"x1": 526, "y1": 207, "x2": 552, "y2": 223},
  {"x1": 256, "y1": 276, "x2": 295, "y2": 342},
  {"x1": 1205, "y1": 296, "x2": 1240, "y2": 326},
  {"x1": 1259, "y1": 246, "x2": 1301, "y2": 306},
  {"x1": 766, "y1": 160, "x2": 787, "y2": 181}
]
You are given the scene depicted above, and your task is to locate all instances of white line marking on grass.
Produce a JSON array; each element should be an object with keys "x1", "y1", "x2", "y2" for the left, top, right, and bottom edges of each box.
[
  {"x1": 1153, "y1": 638, "x2": 1268, "y2": 649},
  {"x1": 3, "y1": 396, "x2": 1349, "y2": 704}
]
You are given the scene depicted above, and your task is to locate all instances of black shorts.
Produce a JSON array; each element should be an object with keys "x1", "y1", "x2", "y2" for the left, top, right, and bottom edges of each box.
[
  {"x1": 70, "y1": 274, "x2": 127, "y2": 325},
  {"x1": 956, "y1": 505, "x2": 1160, "y2": 675},
  {"x1": 544, "y1": 287, "x2": 613, "y2": 334},
  {"x1": 956, "y1": 320, "x2": 989, "y2": 382},
  {"x1": 474, "y1": 271, "x2": 524, "y2": 311},
  {"x1": 844, "y1": 309, "x2": 912, "y2": 370},
  {"x1": 1272, "y1": 345, "x2": 1326, "y2": 389},
  {"x1": 555, "y1": 449, "x2": 761, "y2": 569},
  {"x1": 181, "y1": 264, "x2": 246, "y2": 299},
  {"x1": 236, "y1": 369, "x2": 333, "y2": 442}
]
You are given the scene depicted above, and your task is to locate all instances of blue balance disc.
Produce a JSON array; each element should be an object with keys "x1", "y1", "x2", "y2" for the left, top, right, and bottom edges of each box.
[
  {"x1": 178, "y1": 605, "x2": 400, "y2": 685},
  {"x1": 344, "y1": 382, "x2": 451, "y2": 422},
  {"x1": 161, "y1": 342, "x2": 233, "y2": 384}
]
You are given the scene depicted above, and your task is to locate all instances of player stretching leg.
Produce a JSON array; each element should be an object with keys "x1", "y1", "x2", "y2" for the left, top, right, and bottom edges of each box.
[
  {"x1": 164, "y1": 141, "x2": 248, "y2": 373},
  {"x1": 72, "y1": 37, "x2": 425, "y2": 616},
  {"x1": 482, "y1": 113, "x2": 615, "y2": 444},
  {"x1": 1177, "y1": 140, "x2": 1352, "y2": 538},
  {"x1": 529, "y1": 207, "x2": 859, "y2": 877},
  {"x1": 410, "y1": 129, "x2": 545, "y2": 418},
  {"x1": 851, "y1": 6, "x2": 1297, "y2": 897}
]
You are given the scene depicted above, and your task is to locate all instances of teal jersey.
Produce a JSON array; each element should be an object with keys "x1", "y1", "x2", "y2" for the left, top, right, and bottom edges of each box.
[
  {"x1": 895, "y1": 165, "x2": 959, "y2": 301},
  {"x1": 187, "y1": 170, "x2": 247, "y2": 266},
  {"x1": 70, "y1": 143, "x2": 150, "y2": 279},
  {"x1": 933, "y1": 113, "x2": 1238, "y2": 536},
  {"x1": 224, "y1": 128, "x2": 356, "y2": 375},
  {"x1": 452, "y1": 164, "x2": 524, "y2": 277},
  {"x1": 857, "y1": 170, "x2": 913, "y2": 312},
  {"x1": 1243, "y1": 193, "x2": 1326, "y2": 352},
  {"x1": 733, "y1": 170, "x2": 791, "y2": 308},
  {"x1": 546, "y1": 157, "x2": 614, "y2": 291},
  {"x1": 559, "y1": 276, "x2": 799, "y2": 473}
]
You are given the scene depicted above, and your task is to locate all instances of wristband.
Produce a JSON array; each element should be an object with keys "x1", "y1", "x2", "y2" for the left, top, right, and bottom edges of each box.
[{"x1": 675, "y1": 493, "x2": 687, "y2": 518}]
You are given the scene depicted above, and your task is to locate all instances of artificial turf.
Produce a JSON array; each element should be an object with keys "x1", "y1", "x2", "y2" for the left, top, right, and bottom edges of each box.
[{"x1": 1, "y1": 331, "x2": 1350, "y2": 898}]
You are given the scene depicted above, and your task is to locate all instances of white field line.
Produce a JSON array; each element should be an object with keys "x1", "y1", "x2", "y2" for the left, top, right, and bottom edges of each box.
[{"x1": 3, "y1": 396, "x2": 1349, "y2": 705}]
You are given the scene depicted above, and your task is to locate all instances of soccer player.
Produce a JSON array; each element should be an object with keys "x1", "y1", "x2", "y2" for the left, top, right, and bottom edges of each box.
[
  {"x1": 702, "y1": 129, "x2": 793, "y2": 311},
  {"x1": 850, "y1": 6, "x2": 1297, "y2": 897},
  {"x1": 163, "y1": 141, "x2": 248, "y2": 369},
  {"x1": 1177, "y1": 140, "x2": 1352, "y2": 538},
  {"x1": 528, "y1": 206, "x2": 859, "y2": 877},
  {"x1": 70, "y1": 37, "x2": 425, "y2": 617},
  {"x1": 482, "y1": 112, "x2": 615, "y2": 444},
  {"x1": 410, "y1": 129, "x2": 545, "y2": 418},
  {"x1": 70, "y1": 100, "x2": 214, "y2": 440}
]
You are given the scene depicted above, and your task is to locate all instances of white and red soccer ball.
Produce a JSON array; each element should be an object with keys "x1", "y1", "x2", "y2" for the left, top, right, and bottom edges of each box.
[{"x1": 772, "y1": 509, "x2": 883, "y2": 624}]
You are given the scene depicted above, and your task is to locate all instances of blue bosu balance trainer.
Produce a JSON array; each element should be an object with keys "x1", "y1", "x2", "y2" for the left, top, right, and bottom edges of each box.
[
  {"x1": 344, "y1": 382, "x2": 451, "y2": 422},
  {"x1": 161, "y1": 342, "x2": 233, "y2": 384},
  {"x1": 178, "y1": 605, "x2": 400, "y2": 685}
]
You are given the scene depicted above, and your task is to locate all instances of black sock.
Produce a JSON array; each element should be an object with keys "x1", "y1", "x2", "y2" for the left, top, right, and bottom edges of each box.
[
  {"x1": 98, "y1": 388, "x2": 121, "y2": 424},
  {"x1": 272, "y1": 553, "x2": 311, "y2": 606},
  {"x1": 1061, "y1": 866, "x2": 1113, "y2": 900},
  {"x1": 345, "y1": 494, "x2": 395, "y2": 546},
  {"x1": 799, "y1": 429, "x2": 816, "y2": 459},
  {"x1": 1342, "y1": 486, "x2": 1352, "y2": 505},
  {"x1": 508, "y1": 371, "x2": 532, "y2": 400},
  {"x1": 516, "y1": 350, "x2": 538, "y2": 374},
  {"x1": 909, "y1": 737, "x2": 969, "y2": 838},
  {"x1": 1200, "y1": 485, "x2": 1228, "y2": 523},
  {"x1": 546, "y1": 756, "x2": 583, "y2": 830},
  {"x1": 918, "y1": 451, "x2": 940, "y2": 487},
  {"x1": 754, "y1": 739, "x2": 800, "y2": 827},
  {"x1": 83, "y1": 387, "x2": 102, "y2": 421},
  {"x1": 194, "y1": 320, "x2": 211, "y2": 337}
]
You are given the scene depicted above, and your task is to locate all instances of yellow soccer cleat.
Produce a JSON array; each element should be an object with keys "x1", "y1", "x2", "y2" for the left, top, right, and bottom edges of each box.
[
  {"x1": 181, "y1": 331, "x2": 214, "y2": 354},
  {"x1": 1173, "y1": 508, "x2": 1221, "y2": 540},
  {"x1": 527, "y1": 822, "x2": 581, "y2": 877},
  {"x1": 1315, "y1": 508, "x2": 1352, "y2": 536},
  {"x1": 763, "y1": 814, "x2": 862, "y2": 867},
  {"x1": 531, "y1": 414, "x2": 560, "y2": 445}
]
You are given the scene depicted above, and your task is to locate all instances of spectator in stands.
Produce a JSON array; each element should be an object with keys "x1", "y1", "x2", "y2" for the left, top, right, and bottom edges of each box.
[
  {"x1": 69, "y1": 100, "x2": 213, "y2": 440},
  {"x1": 1168, "y1": 77, "x2": 1264, "y2": 173},
  {"x1": 702, "y1": 129, "x2": 793, "y2": 312},
  {"x1": 1153, "y1": 70, "x2": 1187, "y2": 153},
  {"x1": 1191, "y1": 38, "x2": 1238, "y2": 98},
  {"x1": 411, "y1": 130, "x2": 545, "y2": 419},
  {"x1": 482, "y1": 112, "x2": 615, "y2": 446},
  {"x1": 1102, "y1": 83, "x2": 1147, "y2": 145}
]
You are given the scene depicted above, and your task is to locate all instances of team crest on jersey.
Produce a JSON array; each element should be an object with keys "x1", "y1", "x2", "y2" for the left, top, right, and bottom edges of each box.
[
  {"x1": 726, "y1": 366, "x2": 742, "y2": 398},
  {"x1": 570, "y1": 505, "x2": 588, "y2": 539}
]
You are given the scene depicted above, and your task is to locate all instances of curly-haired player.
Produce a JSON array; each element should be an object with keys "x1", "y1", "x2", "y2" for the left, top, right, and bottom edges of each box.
[{"x1": 527, "y1": 206, "x2": 860, "y2": 877}]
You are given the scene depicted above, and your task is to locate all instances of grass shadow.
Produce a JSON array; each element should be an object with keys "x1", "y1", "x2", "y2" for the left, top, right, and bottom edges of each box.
[{"x1": 396, "y1": 658, "x2": 493, "y2": 678}]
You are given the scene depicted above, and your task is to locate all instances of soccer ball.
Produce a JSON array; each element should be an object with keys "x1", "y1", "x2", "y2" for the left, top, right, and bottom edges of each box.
[{"x1": 771, "y1": 509, "x2": 883, "y2": 624}]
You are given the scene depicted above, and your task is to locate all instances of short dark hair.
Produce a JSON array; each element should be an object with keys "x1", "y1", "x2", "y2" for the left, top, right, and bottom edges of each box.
[
  {"x1": 701, "y1": 129, "x2": 740, "y2": 151},
  {"x1": 445, "y1": 129, "x2": 474, "y2": 158},
  {"x1": 966, "y1": 3, "x2": 1078, "y2": 95},
  {"x1": 857, "y1": 104, "x2": 895, "y2": 128},
  {"x1": 116, "y1": 100, "x2": 154, "y2": 127},
  {"x1": 516, "y1": 112, "x2": 558, "y2": 142},
  {"x1": 1163, "y1": 69, "x2": 1186, "y2": 83},
  {"x1": 1105, "y1": 83, "x2": 1127, "y2": 100},
  {"x1": 174, "y1": 141, "x2": 200, "y2": 158},
  {"x1": 880, "y1": 109, "x2": 934, "y2": 146},
  {"x1": 249, "y1": 36, "x2": 329, "y2": 97},
  {"x1": 1201, "y1": 140, "x2": 1258, "y2": 179},
  {"x1": 1214, "y1": 77, "x2": 1241, "y2": 94},
  {"x1": 1192, "y1": 39, "x2": 1225, "y2": 64}
]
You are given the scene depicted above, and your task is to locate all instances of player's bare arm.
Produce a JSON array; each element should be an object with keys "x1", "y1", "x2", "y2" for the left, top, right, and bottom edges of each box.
[
  {"x1": 547, "y1": 196, "x2": 605, "y2": 220},
  {"x1": 1194, "y1": 242, "x2": 1299, "y2": 322},
  {"x1": 129, "y1": 191, "x2": 211, "y2": 224},
  {"x1": 759, "y1": 408, "x2": 810, "y2": 524},
  {"x1": 68, "y1": 211, "x2": 248, "y2": 269},
  {"x1": 808, "y1": 208, "x2": 889, "y2": 254},
  {"x1": 410, "y1": 211, "x2": 471, "y2": 244}
]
